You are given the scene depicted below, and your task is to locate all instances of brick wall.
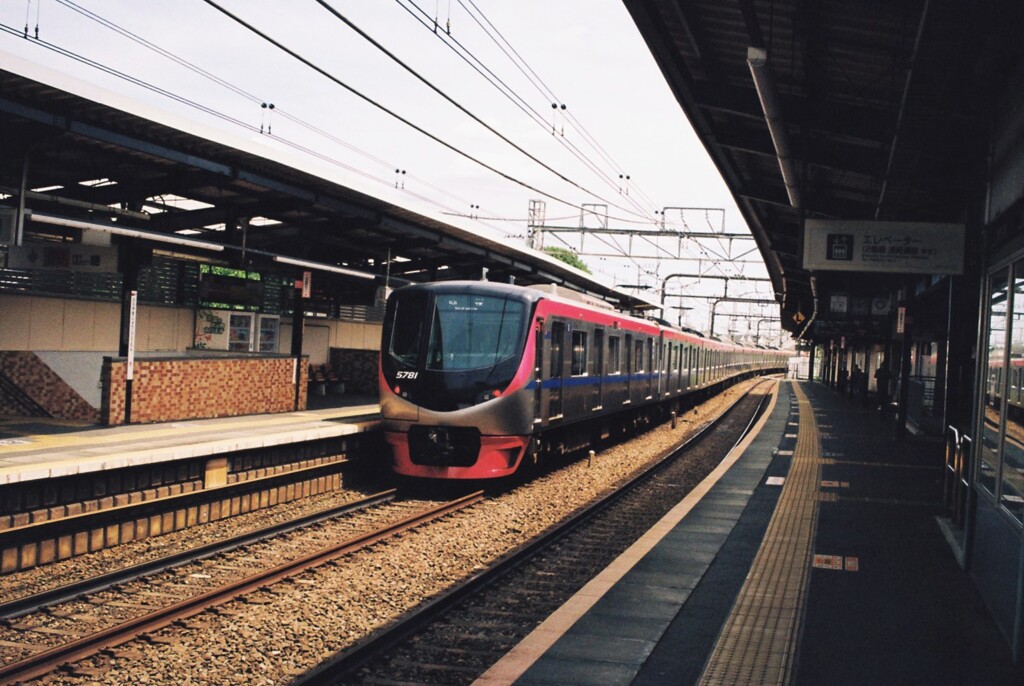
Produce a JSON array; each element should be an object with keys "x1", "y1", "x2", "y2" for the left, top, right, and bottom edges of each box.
[
  {"x1": 0, "y1": 351, "x2": 99, "y2": 421},
  {"x1": 102, "y1": 355, "x2": 309, "y2": 425}
]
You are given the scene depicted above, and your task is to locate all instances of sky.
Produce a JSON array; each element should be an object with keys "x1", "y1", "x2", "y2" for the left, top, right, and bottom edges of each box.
[{"x1": 0, "y1": 0, "x2": 778, "y2": 341}]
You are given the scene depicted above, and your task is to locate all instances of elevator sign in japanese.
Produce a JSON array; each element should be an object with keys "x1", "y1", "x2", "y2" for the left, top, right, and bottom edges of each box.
[{"x1": 803, "y1": 220, "x2": 964, "y2": 274}]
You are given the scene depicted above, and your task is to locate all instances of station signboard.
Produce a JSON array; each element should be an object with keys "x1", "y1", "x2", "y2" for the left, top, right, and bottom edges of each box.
[{"x1": 803, "y1": 219, "x2": 964, "y2": 274}]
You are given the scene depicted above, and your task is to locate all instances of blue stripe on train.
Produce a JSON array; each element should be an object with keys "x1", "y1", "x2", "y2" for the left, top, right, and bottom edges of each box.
[{"x1": 524, "y1": 374, "x2": 695, "y2": 390}]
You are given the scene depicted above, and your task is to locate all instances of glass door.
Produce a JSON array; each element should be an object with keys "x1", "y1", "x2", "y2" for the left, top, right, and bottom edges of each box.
[
  {"x1": 257, "y1": 315, "x2": 279, "y2": 353},
  {"x1": 228, "y1": 313, "x2": 254, "y2": 352},
  {"x1": 1002, "y1": 263, "x2": 1024, "y2": 523}
]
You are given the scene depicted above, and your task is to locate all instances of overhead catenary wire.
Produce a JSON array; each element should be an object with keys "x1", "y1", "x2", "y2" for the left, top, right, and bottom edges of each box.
[
  {"x1": 8, "y1": 17, "x2": 541, "y2": 241},
  {"x1": 394, "y1": 0, "x2": 655, "y2": 220},
  {"x1": 32, "y1": 1, "x2": 695, "y2": 233},
  {"x1": 9, "y1": 2, "x2": 767, "y2": 304},
  {"x1": 1, "y1": 22, "x2": 257, "y2": 132},
  {"x1": 51, "y1": 0, "x2": 490, "y2": 218},
  {"x1": 201, "y1": 0, "x2": 661, "y2": 225},
  {"x1": 456, "y1": 0, "x2": 663, "y2": 215},
  {"x1": 31, "y1": 2, "x2": 529, "y2": 237},
  {"x1": 0, "y1": 22, "x2": 487, "y2": 222},
  {"x1": 312, "y1": 0, "x2": 653, "y2": 222}
]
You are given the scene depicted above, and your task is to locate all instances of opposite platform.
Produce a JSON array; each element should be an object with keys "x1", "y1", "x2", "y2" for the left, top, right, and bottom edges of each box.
[
  {"x1": 478, "y1": 380, "x2": 1024, "y2": 685},
  {"x1": 0, "y1": 398, "x2": 380, "y2": 485}
]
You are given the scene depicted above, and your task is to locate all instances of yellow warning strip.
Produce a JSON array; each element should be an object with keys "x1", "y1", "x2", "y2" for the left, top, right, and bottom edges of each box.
[{"x1": 699, "y1": 382, "x2": 820, "y2": 686}]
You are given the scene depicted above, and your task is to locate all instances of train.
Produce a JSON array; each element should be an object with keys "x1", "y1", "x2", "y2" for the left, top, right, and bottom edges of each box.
[
  {"x1": 379, "y1": 281, "x2": 788, "y2": 479},
  {"x1": 985, "y1": 357, "x2": 1024, "y2": 416}
]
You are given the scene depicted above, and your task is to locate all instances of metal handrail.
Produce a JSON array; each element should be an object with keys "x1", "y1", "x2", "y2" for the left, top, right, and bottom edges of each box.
[
  {"x1": 944, "y1": 425, "x2": 960, "y2": 511},
  {"x1": 956, "y1": 434, "x2": 972, "y2": 527},
  {"x1": 944, "y1": 425, "x2": 971, "y2": 528}
]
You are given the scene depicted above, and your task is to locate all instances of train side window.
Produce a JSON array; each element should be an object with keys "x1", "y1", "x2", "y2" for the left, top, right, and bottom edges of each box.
[
  {"x1": 571, "y1": 330, "x2": 588, "y2": 376},
  {"x1": 550, "y1": 322, "x2": 565, "y2": 377},
  {"x1": 593, "y1": 329, "x2": 605, "y2": 375},
  {"x1": 609, "y1": 335, "x2": 621, "y2": 373},
  {"x1": 634, "y1": 338, "x2": 644, "y2": 372}
]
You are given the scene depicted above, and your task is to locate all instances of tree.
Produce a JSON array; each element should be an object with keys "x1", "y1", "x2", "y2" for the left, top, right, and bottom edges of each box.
[{"x1": 543, "y1": 246, "x2": 591, "y2": 274}]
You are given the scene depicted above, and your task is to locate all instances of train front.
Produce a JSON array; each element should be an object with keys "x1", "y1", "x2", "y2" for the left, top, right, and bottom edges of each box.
[{"x1": 379, "y1": 283, "x2": 537, "y2": 479}]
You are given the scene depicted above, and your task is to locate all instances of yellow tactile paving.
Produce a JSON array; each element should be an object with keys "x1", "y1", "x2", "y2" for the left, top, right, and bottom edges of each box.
[{"x1": 699, "y1": 383, "x2": 820, "y2": 686}]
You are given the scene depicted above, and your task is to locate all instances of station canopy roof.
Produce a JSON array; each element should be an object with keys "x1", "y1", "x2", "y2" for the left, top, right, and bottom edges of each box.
[
  {"x1": 0, "y1": 53, "x2": 658, "y2": 313},
  {"x1": 624, "y1": 0, "x2": 1022, "y2": 340}
]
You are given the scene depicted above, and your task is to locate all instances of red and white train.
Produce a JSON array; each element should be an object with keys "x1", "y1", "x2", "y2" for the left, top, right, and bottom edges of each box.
[{"x1": 379, "y1": 281, "x2": 787, "y2": 479}]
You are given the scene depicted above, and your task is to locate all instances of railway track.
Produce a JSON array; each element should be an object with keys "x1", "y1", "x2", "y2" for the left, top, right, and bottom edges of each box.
[
  {"x1": 0, "y1": 492, "x2": 483, "y2": 684},
  {"x1": 0, "y1": 378, "x2": 773, "y2": 684},
  {"x1": 295, "y1": 380, "x2": 775, "y2": 685},
  {"x1": 0, "y1": 489, "x2": 400, "y2": 619}
]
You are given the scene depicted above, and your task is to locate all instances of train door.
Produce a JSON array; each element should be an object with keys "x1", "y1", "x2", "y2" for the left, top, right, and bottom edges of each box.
[
  {"x1": 657, "y1": 333, "x2": 665, "y2": 397},
  {"x1": 675, "y1": 343, "x2": 683, "y2": 392},
  {"x1": 533, "y1": 318, "x2": 544, "y2": 425},
  {"x1": 570, "y1": 327, "x2": 588, "y2": 415},
  {"x1": 633, "y1": 337, "x2": 645, "y2": 403},
  {"x1": 593, "y1": 328, "x2": 605, "y2": 410},
  {"x1": 647, "y1": 338, "x2": 655, "y2": 398},
  {"x1": 549, "y1": 321, "x2": 565, "y2": 419},
  {"x1": 684, "y1": 344, "x2": 692, "y2": 389},
  {"x1": 624, "y1": 334, "x2": 633, "y2": 402}
]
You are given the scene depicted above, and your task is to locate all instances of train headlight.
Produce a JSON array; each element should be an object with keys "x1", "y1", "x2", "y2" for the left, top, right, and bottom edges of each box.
[{"x1": 475, "y1": 389, "x2": 503, "y2": 404}]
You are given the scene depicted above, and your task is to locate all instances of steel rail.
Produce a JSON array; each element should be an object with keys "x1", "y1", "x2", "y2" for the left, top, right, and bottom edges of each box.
[
  {"x1": 0, "y1": 491, "x2": 484, "y2": 686},
  {"x1": 292, "y1": 379, "x2": 777, "y2": 684},
  {"x1": 0, "y1": 489, "x2": 399, "y2": 619}
]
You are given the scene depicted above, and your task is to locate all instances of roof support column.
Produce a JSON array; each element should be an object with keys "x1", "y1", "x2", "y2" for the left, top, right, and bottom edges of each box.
[
  {"x1": 290, "y1": 281, "x2": 306, "y2": 411},
  {"x1": 117, "y1": 242, "x2": 150, "y2": 424}
]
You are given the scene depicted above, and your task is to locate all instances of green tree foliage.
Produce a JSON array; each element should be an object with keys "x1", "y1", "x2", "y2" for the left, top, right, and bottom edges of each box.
[{"x1": 543, "y1": 246, "x2": 591, "y2": 274}]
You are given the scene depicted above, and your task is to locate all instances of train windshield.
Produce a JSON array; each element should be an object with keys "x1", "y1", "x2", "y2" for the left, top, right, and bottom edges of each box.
[
  {"x1": 426, "y1": 294, "x2": 525, "y2": 371},
  {"x1": 388, "y1": 290, "x2": 428, "y2": 365}
]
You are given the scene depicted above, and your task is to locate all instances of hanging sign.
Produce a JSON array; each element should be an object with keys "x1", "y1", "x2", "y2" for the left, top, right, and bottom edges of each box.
[
  {"x1": 803, "y1": 219, "x2": 964, "y2": 274},
  {"x1": 896, "y1": 306, "x2": 906, "y2": 334},
  {"x1": 301, "y1": 271, "x2": 312, "y2": 299}
]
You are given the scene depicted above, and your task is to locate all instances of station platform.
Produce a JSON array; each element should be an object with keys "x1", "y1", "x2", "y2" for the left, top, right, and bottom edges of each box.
[
  {"x1": 478, "y1": 380, "x2": 1024, "y2": 685},
  {"x1": 0, "y1": 396, "x2": 380, "y2": 485}
]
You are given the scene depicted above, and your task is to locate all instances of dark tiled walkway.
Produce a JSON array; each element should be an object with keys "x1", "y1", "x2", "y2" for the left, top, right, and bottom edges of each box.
[{"x1": 478, "y1": 380, "x2": 1024, "y2": 685}]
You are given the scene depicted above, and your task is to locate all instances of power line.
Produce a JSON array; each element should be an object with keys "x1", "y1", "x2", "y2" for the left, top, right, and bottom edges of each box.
[
  {"x1": 313, "y1": 0, "x2": 652, "y2": 221},
  {"x1": 202, "y1": 0, "x2": 614, "y2": 218},
  {"x1": 457, "y1": 0, "x2": 662, "y2": 215},
  {"x1": 52, "y1": 0, "x2": 478, "y2": 213},
  {"x1": 394, "y1": 0, "x2": 652, "y2": 217},
  {"x1": 34, "y1": 1, "x2": 511, "y2": 224}
]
